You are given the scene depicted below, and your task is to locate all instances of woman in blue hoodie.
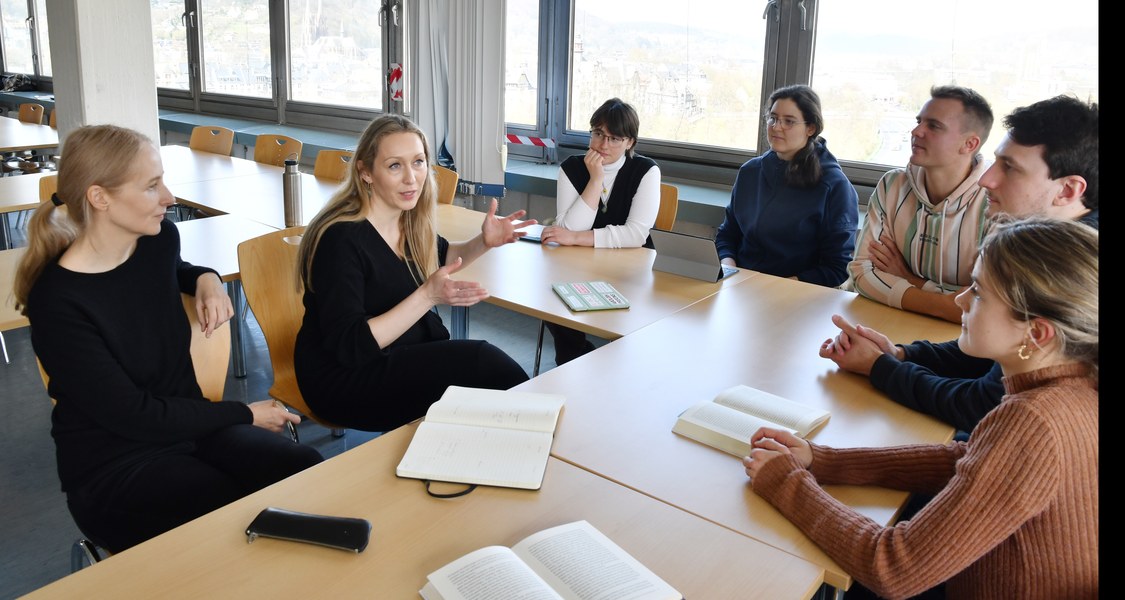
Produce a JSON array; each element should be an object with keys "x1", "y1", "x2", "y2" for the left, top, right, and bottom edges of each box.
[{"x1": 715, "y1": 85, "x2": 857, "y2": 287}]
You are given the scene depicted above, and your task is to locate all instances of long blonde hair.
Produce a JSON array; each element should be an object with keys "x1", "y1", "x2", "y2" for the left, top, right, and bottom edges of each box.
[
  {"x1": 298, "y1": 115, "x2": 439, "y2": 291},
  {"x1": 14, "y1": 125, "x2": 152, "y2": 313}
]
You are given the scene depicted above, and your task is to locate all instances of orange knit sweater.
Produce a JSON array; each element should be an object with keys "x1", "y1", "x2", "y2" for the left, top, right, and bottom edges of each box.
[{"x1": 752, "y1": 364, "x2": 1098, "y2": 599}]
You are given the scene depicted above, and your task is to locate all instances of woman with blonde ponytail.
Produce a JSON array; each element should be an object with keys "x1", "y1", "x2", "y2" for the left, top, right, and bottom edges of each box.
[
  {"x1": 295, "y1": 115, "x2": 533, "y2": 431},
  {"x1": 16, "y1": 125, "x2": 322, "y2": 553}
]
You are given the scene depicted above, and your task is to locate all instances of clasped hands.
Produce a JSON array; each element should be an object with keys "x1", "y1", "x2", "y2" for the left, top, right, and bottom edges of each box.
[
  {"x1": 742, "y1": 427, "x2": 813, "y2": 480},
  {"x1": 818, "y1": 314, "x2": 902, "y2": 376}
]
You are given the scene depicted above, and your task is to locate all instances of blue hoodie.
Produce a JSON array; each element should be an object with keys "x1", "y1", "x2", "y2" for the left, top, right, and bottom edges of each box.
[{"x1": 715, "y1": 141, "x2": 858, "y2": 287}]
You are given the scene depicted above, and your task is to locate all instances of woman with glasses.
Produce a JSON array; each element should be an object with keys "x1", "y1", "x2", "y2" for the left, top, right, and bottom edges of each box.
[
  {"x1": 539, "y1": 97, "x2": 661, "y2": 365},
  {"x1": 715, "y1": 85, "x2": 857, "y2": 287}
]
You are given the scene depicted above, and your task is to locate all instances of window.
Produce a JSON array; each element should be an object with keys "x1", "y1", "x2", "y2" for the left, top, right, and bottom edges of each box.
[
  {"x1": 508, "y1": 0, "x2": 1099, "y2": 183},
  {"x1": 505, "y1": 0, "x2": 539, "y2": 127},
  {"x1": 569, "y1": 0, "x2": 766, "y2": 153},
  {"x1": 812, "y1": 0, "x2": 1100, "y2": 168},
  {"x1": 32, "y1": 0, "x2": 47, "y2": 76},
  {"x1": 199, "y1": 0, "x2": 272, "y2": 98},
  {"x1": 152, "y1": 0, "x2": 406, "y2": 128},
  {"x1": 152, "y1": 0, "x2": 191, "y2": 90},
  {"x1": 289, "y1": 0, "x2": 383, "y2": 110},
  {"x1": 0, "y1": 0, "x2": 33, "y2": 74}
]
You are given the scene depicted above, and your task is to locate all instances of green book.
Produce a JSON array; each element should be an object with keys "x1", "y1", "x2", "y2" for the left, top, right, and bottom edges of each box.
[{"x1": 551, "y1": 281, "x2": 630, "y2": 312}]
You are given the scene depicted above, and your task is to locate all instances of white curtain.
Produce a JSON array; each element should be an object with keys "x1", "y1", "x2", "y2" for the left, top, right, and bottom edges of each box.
[{"x1": 414, "y1": 0, "x2": 506, "y2": 197}]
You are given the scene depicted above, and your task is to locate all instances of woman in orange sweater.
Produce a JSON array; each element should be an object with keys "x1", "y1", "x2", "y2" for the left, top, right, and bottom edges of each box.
[{"x1": 744, "y1": 216, "x2": 1098, "y2": 599}]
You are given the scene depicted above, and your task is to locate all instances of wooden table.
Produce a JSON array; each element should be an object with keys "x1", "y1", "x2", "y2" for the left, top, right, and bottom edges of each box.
[
  {"x1": 1, "y1": 246, "x2": 27, "y2": 331},
  {"x1": 0, "y1": 116, "x2": 58, "y2": 152},
  {"x1": 517, "y1": 273, "x2": 961, "y2": 590},
  {"x1": 160, "y1": 144, "x2": 281, "y2": 185},
  {"x1": 433, "y1": 204, "x2": 756, "y2": 341},
  {"x1": 169, "y1": 170, "x2": 342, "y2": 229},
  {"x1": 23, "y1": 424, "x2": 825, "y2": 599},
  {"x1": 0, "y1": 171, "x2": 53, "y2": 249},
  {"x1": 176, "y1": 215, "x2": 280, "y2": 378}
]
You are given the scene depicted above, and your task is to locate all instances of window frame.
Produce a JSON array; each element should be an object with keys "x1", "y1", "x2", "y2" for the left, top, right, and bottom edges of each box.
[
  {"x1": 154, "y1": 0, "x2": 407, "y2": 131},
  {"x1": 0, "y1": 0, "x2": 51, "y2": 81}
]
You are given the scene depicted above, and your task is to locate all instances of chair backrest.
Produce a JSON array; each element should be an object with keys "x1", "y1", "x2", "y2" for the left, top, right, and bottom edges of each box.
[
  {"x1": 189, "y1": 126, "x2": 235, "y2": 156},
  {"x1": 49, "y1": 109, "x2": 57, "y2": 129},
  {"x1": 253, "y1": 134, "x2": 303, "y2": 167},
  {"x1": 18, "y1": 103, "x2": 45, "y2": 125},
  {"x1": 37, "y1": 294, "x2": 229, "y2": 402},
  {"x1": 313, "y1": 149, "x2": 354, "y2": 182},
  {"x1": 39, "y1": 174, "x2": 58, "y2": 202},
  {"x1": 656, "y1": 183, "x2": 679, "y2": 231},
  {"x1": 432, "y1": 164, "x2": 459, "y2": 205},
  {"x1": 237, "y1": 227, "x2": 332, "y2": 424}
]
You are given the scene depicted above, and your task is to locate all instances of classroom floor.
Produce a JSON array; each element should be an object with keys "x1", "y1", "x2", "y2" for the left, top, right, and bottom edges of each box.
[{"x1": 1, "y1": 215, "x2": 597, "y2": 597}]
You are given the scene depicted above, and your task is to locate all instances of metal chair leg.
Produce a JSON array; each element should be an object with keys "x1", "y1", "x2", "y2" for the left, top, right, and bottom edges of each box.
[
  {"x1": 1, "y1": 331, "x2": 9, "y2": 364},
  {"x1": 70, "y1": 538, "x2": 103, "y2": 572},
  {"x1": 533, "y1": 321, "x2": 546, "y2": 376}
]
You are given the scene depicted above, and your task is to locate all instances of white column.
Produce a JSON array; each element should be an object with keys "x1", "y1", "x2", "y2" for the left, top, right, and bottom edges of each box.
[{"x1": 45, "y1": 0, "x2": 161, "y2": 144}]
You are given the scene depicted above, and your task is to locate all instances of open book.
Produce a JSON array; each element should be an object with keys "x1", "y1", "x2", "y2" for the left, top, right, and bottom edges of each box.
[
  {"x1": 420, "y1": 520, "x2": 681, "y2": 600},
  {"x1": 672, "y1": 385, "x2": 829, "y2": 457},
  {"x1": 396, "y1": 386, "x2": 566, "y2": 490}
]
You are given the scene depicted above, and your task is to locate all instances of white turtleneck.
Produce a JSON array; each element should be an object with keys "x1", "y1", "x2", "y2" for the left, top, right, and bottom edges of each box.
[{"x1": 554, "y1": 153, "x2": 662, "y2": 248}]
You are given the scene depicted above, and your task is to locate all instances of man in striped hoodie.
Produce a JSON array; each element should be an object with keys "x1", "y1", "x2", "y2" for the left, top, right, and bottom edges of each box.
[{"x1": 847, "y1": 86, "x2": 994, "y2": 324}]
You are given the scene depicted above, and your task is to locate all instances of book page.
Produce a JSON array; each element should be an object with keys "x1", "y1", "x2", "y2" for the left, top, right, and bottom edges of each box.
[
  {"x1": 513, "y1": 521, "x2": 680, "y2": 600},
  {"x1": 424, "y1": 545, "x2": 564, "y2": 600},
  {"x1": 712, "y1": 385, "x2": 829, "y2": 436},
  {"x1": 396, "y1": 422, "x2": 554, "y2": 489},
  {"x1": 672, "y1": 402, "x2": 784, "y2": 457},
  {"x1": 424, "y1": 386, "x2": 566, "y2": 433}
]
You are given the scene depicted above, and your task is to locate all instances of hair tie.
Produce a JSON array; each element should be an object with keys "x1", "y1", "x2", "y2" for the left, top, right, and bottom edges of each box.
[{"x1": 51, "y1": 193, "x2": 63, "y2": 207}]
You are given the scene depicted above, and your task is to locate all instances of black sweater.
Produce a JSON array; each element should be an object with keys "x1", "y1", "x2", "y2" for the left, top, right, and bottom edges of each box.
[{"x1": 27, "y1": 220, "x2": 251, "y2": 493}]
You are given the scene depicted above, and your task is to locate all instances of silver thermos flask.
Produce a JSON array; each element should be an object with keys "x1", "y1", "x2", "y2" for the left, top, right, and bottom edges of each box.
[{"x1": 283, "y1": 159, "x2": 302, "y2": 227}]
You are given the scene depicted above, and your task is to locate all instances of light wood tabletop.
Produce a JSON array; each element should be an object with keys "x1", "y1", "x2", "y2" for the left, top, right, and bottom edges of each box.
[
  {"x1": 517, "y1": 273, "x2": 961, "y2": 589},
  {"x1": 0, "y1": 170, "x2": 52, "y2": 215},
  {"x1": 23, "y1": 423, "x2": 825, "y2": 599},
  {"x1": 169, "y1": 170, "x2": 342, "y2": 229},
  {"x1": 433, "y1": 204, "x2": 756, "y2": 339},
  {"x1": 175, "y1": 214, "x2": 279, "y2": 283},
  {"x1": 0, "y1": 116, "x2": 58, "y2": 152},
  {"x1": 159, "y1": 144, "x2": 282, "y2": 185},
  {"x1": 1, "y1": 246, "x2": 28, "y2": 331}
]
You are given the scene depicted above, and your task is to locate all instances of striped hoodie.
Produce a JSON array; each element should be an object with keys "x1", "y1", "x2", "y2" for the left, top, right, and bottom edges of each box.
[{"x1": 848, "y1": 157, "x2": 990, "y2": 308}]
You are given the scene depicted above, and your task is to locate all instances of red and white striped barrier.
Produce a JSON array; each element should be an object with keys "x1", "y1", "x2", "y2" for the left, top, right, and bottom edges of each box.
[{"x1": 505, "y1": 134, "x2": 556, "y2": 148}]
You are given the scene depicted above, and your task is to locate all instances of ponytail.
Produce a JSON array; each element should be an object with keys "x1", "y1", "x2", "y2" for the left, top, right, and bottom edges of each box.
[
  {"x1": 13, "y1": 198, "x2": 80, "y2": 313},
  {"x1": 783, "y1": 136, "x2": 824, "y2": 189}
]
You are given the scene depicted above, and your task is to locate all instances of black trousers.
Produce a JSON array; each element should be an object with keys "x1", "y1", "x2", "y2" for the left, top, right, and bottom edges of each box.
[
  {"x1": 309, "y1": 339, "x2": 529, "y2": 432},
  {"x1": 544, "y1": 322, "x2": 595, "y2": 366},
  {"x1": 67, "y1": 425, "x2": 324, "y2": 553}
]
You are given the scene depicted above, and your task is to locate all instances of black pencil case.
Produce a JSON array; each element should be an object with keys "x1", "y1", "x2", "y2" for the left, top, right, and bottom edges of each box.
[{"x1": 245, "y1": 507, "x2": 371, "y2": 553}]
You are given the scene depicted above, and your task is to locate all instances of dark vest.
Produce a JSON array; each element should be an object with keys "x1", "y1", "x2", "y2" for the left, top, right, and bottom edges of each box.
[{"x1": 560, "y1": 153, "x2": 658, "y2": 248}]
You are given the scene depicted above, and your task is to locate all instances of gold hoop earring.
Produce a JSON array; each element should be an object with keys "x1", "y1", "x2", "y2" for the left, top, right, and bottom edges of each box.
[{"x1": 1017, "y1": 344, "x2": 1033, "y2": 361}]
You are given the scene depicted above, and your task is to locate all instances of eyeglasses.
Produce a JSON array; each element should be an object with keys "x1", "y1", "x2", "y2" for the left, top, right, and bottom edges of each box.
[
  {"x1": 589, "y1": 129, "x2": 628, "y2": 146},
  {"x1": 763, "y1": 115, "x2": 809, "y2": 130}
]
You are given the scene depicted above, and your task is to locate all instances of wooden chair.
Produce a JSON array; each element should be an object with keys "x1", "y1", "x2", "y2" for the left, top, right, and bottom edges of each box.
[
  {"x1": 656, "y1": 183, "x2": 679, "y2": 231},
  {"x1": 188, "y1": 126, "x2": 235, "y2": 156},
  {"x1": 313, "y1": 149, "x2": 353, "y2": 181},
  {"x1": 17, "y1": 103, "x2": 45, "y2": 125},
  {"x1": 237, "y1": 227, "x2": 346, "y2": 438},
  {"x1": 37, "y1": 293, "x2": 230, "y2": 570},
  {"x1": 40, "y1": 173, "x2": 58, "y2": 202},
  {"x1": 252, "y1": 134, "x2": 303, "y2": 167},
  {"x1": 432, "y1": 164, "x2": 459, "y2": 204},
  {"x1": 49, "y1": 108, "x2": 57, "y2": 128},
  {"x1": 529, "y1": 184, "x2": 680, "y2": 377}
]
